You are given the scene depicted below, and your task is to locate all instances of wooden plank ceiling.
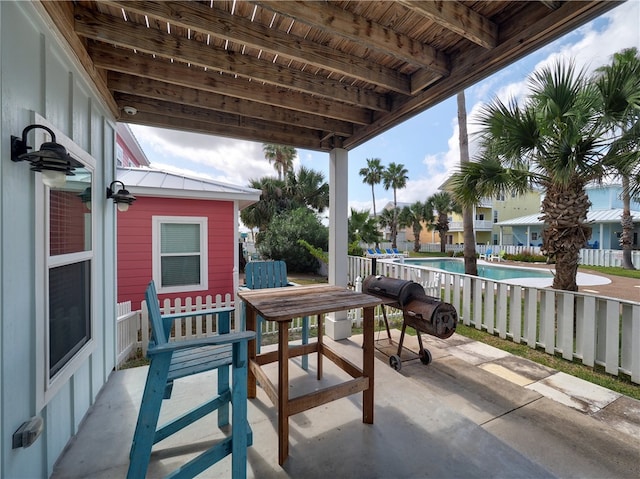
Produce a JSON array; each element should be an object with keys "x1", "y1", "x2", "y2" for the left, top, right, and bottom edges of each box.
[{"x1": 42, "y1": 1, "x2": 619, "y2": 152}]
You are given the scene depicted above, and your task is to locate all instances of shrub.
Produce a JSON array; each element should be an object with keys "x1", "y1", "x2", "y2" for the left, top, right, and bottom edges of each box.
[{"x1": 258, "y1": 208, "x2": 328, "y2": 273}]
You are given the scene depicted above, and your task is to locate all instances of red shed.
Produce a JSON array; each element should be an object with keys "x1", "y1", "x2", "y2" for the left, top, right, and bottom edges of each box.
[{"x1": 115, "y1": 167, "x2": 260, "y2": 309}]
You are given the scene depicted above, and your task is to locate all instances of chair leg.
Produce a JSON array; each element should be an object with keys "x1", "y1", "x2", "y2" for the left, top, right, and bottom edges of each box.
[
  {"x1": 257, "y1": 316, "x2": 263, "y2": 354},
  {"x1": 128, "y1": 356, "x2": 171, "y2": 479},
  {"x1": 217, "y1": 364, "x2": 230, "y2": 428},
  {"x1": 231, "y1": 340, "x2": 249, "y2": 479},
  {"x1": 301, "y1": 316, "x2": 309, "y2": 371}
]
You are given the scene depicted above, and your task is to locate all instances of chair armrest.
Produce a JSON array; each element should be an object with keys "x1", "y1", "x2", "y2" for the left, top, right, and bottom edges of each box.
[
  {"x1": 148, "y1": 330, "x2": 256, "y2": 355},
  {"x1": 162, "y1": 306, "x2": 235, "y2": 321}
]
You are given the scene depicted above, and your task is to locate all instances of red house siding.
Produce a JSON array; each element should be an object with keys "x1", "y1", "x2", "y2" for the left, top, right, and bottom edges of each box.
[{"x1": 117, "y1": 196, "x2": 235, "y2": 310}]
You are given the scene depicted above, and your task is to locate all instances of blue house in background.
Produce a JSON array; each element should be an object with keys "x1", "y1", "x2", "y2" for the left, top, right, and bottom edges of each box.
[{"x1": 496, "y1": 184, "x2": 640, "y2": 250}]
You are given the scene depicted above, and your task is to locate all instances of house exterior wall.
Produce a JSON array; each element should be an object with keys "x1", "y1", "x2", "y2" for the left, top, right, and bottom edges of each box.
[
  {"x1": 588, "y1": 184, "x2": 640, "y2": 210},
  {"x1": 492, "y1": 190, "x2": 541, "y2": 244},
  {"x1": 117, "y1": 196, "x2": 236, "y2": 310},
  {"x1": 1, "y1": 2, "x2": 117, "y2": 477}
]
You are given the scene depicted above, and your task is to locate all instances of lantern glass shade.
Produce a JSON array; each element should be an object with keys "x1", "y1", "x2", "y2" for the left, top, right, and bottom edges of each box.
[{"x1": 42, "y1": 170, "x2": 67, "y2": 188}]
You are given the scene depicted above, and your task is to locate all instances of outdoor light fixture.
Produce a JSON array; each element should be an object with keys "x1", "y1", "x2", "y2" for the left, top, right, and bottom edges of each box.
[
  {"x1": 106, "y1": 180, "x2": 136, "y2": 212},
  {"x1": 11, "y1": 124, "x2": 76, "y2": 188},
  {"x1": 78, "y1": 187, "x2": 92, "y2": 211}
]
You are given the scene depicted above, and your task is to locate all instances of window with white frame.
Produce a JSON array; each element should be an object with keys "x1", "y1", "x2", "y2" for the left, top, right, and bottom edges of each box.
[
  {"x1": 33, "y1": 115, "x2": 97, "y2": 408},
  {"x1": 152, "y1": 216, "x2": 208, "y2": 293},
  {"x1": 48, "y1": 170, "x2": 93, "y2": 378}
]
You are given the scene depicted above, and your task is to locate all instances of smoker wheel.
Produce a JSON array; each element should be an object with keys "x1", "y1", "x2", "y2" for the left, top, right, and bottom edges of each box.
[
  {"x1": 419, "y1": 348, "x2": 432, "y2": 365},
  {"x1": 389, "y1": 354, "x2": 402, "y2": 371}
]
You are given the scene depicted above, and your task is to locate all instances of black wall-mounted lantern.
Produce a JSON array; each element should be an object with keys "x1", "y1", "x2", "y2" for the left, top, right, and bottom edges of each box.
[
  {"x1": 106, "y1": 181, "x2": 136, "y2": 212},
  {"x1": 78, "y1": 187, "x2": 92, "y2": 211},
  {"x1": 11, "y1": 124, "x2": 76, "y2": 187}
]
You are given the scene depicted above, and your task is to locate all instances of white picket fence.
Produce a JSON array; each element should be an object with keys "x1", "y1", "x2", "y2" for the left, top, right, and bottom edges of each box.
[
  {"x1": 116, "y1": 293, "x2": 318, "y2": 366},
  {"x1": 374, "y1": 243, "x2": 640, "y2": 269},
  {"x1": 116, "y1": 255, "x2": 639, "y2": 384},
  {"x1": 116, "y1": 301, "x2": 138, "y2": 368},
  {"x1": 347, "y1": 255, "x2": 640, "y2": 384}
]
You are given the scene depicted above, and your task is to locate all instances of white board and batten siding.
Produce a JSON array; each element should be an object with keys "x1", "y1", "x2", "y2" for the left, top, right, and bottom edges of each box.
[{"x1": 1, "y1": 2, "x2": 118, "y2": 477}]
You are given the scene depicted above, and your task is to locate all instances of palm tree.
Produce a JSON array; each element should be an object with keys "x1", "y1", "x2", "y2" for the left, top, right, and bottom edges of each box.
[
  {"x1": 359, "y1": 158, "x2": 384, "y2": 218},
  {"x1": 426, "y1": 192, "x2": 461, "y2": 253},
  {"x1": 399, "y1": 202, "x2": 429, "y2": 252},
  {"x1": 595, "y1": 48, "x2": 640, "y2": 270},
  {"x1": 263, "y1": 144, "x2": 296, "y2": 180},
  {"x1": 377, "y1": 207, "x2": 399, "y2": 248},
  {"x1": 457, "y1": 90, "x2": 478, "y2": 276},
  {"x1": 240, "y1": 177, "x2": 287, "y2": 235},
  {"x1": 284, "y1": 166, "x2": 329, "y2": 213},
  {"x1": 382, "y1": 162, "x2": 409, "y2": 248},
  {"x1": 450, "y1": 60, "x2": 622, "y2": 291},
  {"x1": 348, "y1": 209, "x2": 381, "y2": 246}
]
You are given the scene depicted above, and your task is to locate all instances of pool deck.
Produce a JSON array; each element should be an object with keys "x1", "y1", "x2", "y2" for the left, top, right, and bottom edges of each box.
[
  {"x1": 497, "y1": 260, "x2": 639, "y2": 302},
  {"x1": 396, "y1": 257, "x2": 638, "y2": 302}
]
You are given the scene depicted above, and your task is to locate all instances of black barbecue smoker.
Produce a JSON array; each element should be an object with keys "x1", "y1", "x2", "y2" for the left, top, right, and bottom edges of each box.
[{"x1": 363, "y1": 274, "x2": 458, "y2": 371}]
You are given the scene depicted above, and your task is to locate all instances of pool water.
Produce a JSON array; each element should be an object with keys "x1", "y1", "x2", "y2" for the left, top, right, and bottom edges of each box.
[{"x1": 403, "y1": 258, "x2": 553, "y2": 281}]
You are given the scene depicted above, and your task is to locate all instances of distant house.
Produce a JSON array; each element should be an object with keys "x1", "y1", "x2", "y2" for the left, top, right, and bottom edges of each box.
[
  {"x1": 115, "y1": 167, "x2": 260, "y2": 309},
  {"x1": 496, "y1": 184, "x2": 640, "y2": 249},
  {"x1": 116, "y1": 123, "x2": 150, "y2": 169}
]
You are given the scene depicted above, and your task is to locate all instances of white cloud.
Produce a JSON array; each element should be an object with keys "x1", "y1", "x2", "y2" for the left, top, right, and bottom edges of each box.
[{"x1": 129, "y1": 125, "x2": 282, "y2": 185}]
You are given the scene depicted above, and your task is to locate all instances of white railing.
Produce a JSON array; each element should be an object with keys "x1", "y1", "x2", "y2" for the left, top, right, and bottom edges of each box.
[
  {"x1": 348, "y1": 255, "x2": 640, "y2": 385},
  {"x1": 138, "y1": 294, "x2": 235, "y2": 356},
  {"x1": 116, "y1": 301, "x2": 139, "y2": 369},
  {"x1": 371, "y1": 243, "x2": 639, "y2": 268},
  {"x1": 116, "y1": 294, "x2": 318, "y2": 366}
]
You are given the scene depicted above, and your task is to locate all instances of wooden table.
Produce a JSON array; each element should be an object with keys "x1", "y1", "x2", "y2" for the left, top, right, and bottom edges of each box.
[{"x1": 237, "y1": 284, "x2": 383, "y2": 465}]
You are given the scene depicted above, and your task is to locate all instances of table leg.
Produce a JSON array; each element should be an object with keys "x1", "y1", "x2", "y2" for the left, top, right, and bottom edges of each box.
[
  {"x1": 278, "y1": 321, "x2": 290, "y2": 465},
  {"x1": 363, "y1": 306, "x2": 374, "y2": 424},
  {"x1": 317, "y1": 314, "x2": 323, "y2": 380},
  {"x1": 246, "y1": 305, "x2": 257, "y2": 399}
]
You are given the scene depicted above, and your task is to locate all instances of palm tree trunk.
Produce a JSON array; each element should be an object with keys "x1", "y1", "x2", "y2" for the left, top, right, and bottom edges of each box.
[
  {"x1": 392, "y1": 190, "x2": 398, "y2": 249},
  {"x1": 457, "y1": 91, "x2": 478, "y2": 275},
  {"x1": 541, "y1": 179, "x2": 592, "y2": 291},
  {"x1": 620, "y1": 175, "x2": 636, "y2": 270}
]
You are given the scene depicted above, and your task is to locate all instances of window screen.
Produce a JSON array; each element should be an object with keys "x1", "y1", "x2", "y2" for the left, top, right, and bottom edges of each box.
[{"x1": 160, "y1": 222, "x2": 203, "y2": 287}]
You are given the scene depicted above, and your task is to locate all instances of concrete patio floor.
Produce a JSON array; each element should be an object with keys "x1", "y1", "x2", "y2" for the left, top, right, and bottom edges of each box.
[{"x1": 52, "y1": 331, "x2": 640, "y2": 479}]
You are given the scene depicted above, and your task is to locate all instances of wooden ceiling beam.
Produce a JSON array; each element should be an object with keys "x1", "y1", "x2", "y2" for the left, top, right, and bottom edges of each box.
[
  {"x1": 73, "y1": 4, "x2": 410, "y2": 94},
  {"x1": 90, "y1": 43, "x2": 373, "y2": 125},
  {"x1": 88, "y1": 42, "x2": 389, "y2": 113},
  {"x1": 104, "y1": 0, "x2": 413, "y2": 94},
  {"x1": 110, "y1": 79, "x2": 354, "y2": 137},
  {"x1": 397, "y1": 0, "x2": 498, "y2": 49},
  {"x1": 345, "y1": 0, "x2": 615, "y2": 149},
  {"x1": 114, "y1": 93, "x2": 323, "y2": 138},
  {"x1": 255, "y1": 0, "x2": 450, "y2": 76},
  {"x1": 124, "y1": 112, "x2": 330, "y2": 151}
]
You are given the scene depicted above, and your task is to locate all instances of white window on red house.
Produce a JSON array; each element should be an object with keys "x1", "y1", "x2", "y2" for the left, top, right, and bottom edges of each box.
[{"x1": 152, "y1": 216, "x2": 208, "y2": 294}]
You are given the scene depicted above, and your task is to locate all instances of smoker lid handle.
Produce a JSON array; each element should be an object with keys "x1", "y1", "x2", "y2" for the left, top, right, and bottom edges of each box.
[{"x1": 405, "y1": 309, "x2": 422, "y2": 319}]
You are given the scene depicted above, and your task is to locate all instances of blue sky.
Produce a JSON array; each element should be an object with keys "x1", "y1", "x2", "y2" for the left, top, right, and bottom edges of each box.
[{"x1": 130, "y1": 1, "x2": 640, "y2": 216}]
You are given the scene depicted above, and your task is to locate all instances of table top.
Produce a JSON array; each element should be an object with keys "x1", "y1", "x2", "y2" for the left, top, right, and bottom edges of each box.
[{"x1": 237, "y1": 284, "x2": 383, "y2": 322}]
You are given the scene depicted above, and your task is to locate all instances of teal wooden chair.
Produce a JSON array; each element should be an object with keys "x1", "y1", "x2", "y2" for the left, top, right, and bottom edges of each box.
[
  {"x1": 241, "y1": 260, "x2": 309, "y2": 370},
  {"x1": 127, "y1": 281, "x2": 255, "y2": 479}
]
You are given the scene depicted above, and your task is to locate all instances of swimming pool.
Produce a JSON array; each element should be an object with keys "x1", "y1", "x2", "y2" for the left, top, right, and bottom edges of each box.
[{"x1": 402, "y1": 258, "x2": 553, "y2": 281}]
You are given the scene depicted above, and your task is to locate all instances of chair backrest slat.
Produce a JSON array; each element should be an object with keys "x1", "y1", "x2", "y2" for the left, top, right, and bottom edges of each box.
[
  {"x1": 145, "y1": 281, "x2": 169, "y2": 345},
  {"x1": 244, "y1": 261, "x2": 289, "y2": 289}
]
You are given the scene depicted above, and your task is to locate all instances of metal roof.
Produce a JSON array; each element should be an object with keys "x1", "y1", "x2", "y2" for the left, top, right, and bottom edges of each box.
[
  {"x1": 116, "y1": 167, "x2": 261, "y2": 209},
  {"x1": 496, "y1": 209, "x2": 640, "y2": 226}
]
